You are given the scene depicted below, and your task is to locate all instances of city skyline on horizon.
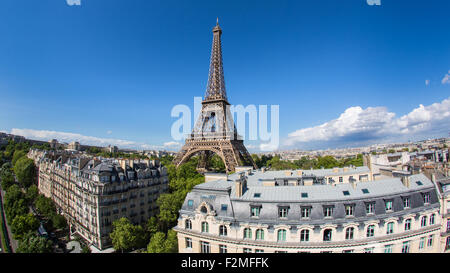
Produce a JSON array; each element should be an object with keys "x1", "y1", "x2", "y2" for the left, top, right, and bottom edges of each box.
[{"x1": 1, "y1": 0, "x2": 450, "y2": 152}]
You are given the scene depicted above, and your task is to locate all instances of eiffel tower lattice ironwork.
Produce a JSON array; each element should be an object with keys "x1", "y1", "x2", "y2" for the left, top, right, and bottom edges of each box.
[{"x1": 173, "y1": 20, "x2": 256, "y2": 173}]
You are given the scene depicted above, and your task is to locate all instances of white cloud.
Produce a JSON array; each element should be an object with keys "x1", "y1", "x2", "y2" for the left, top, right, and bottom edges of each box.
[
  {"x1": 66, "y1": 0, "x2": 81, "y2": 6},
  {"x1": 9, "y1": 128, "x2": 166, "y2": 151},
  {"x1": 106, "y1": 130, "x2": 112, "y2": 135},
  {"x1": 284, "y1": 97, "x2": 450, "y2": 148},
  {"x1": 425, "y1": 79, "x2": 430, "y2": 86},
  {"x1": 442, "y1": 70, "x2": 450, "y2": 84},
  {"x1": 163, "y1": 141, "x2": 181, "y2": 148}
]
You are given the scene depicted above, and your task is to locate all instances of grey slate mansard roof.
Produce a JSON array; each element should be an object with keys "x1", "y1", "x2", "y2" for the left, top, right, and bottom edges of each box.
[{"x1": 180, "y1": 171, "x2": 439, "y2": 224}]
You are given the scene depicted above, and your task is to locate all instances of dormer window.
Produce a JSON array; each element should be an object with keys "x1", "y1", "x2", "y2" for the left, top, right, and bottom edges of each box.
[{"x1": 200, "y1": 205, "x2": 208, "y2": 214}]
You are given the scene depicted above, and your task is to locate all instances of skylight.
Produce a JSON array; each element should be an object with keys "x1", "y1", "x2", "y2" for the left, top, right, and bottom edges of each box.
[
  {"x1": 301, "y1": 193, "x2": 308, "y2": 198},
  {"x1": 416, "y1": 181, "x2": 423, "y2": 186},
  {"x1": 254, "y1": 193, "x2": 261, "y2": 198},
  {"x1": 343, "y1": 191, "x2": 350, "y2": 196},
  {"x1": 362, "y1": 189, "x2": 369, "y2": 194}
]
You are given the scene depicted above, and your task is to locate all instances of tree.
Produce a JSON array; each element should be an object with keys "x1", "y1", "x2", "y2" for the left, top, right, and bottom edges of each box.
[
  {"x1": 315, "y1": 156, "x2": 339, "y2": 169},
  {"x1": 25, "y1": 184, "x2": 39, "y2": 205},
  {"x1": 1, "y1": 171, "x2": 15, "y2": 190},
  {"x1": 163, "y1": 230, "x2": 178, "y2": 253},
  {"x1": 51, "y1": 214, "x2": 67, "y2": 230},
  {"x1": 11, "y1": 213, "x2": 40, "y2": 240},
  {"x1": 13, "y1": 157, "x2": 35, "y2": 188},
  {"x1": 35, "y1": 195, "x2": 56, "y2": 218},
  {"x1": 12, "y1": 150, "x2": 27, "y2": 166},
  {"x1": 146, "y1": 216, "x2": 160, "y2": 238},
  {"x1": 147, "y1": 232, "x2": 167, "y2": 253},
  {"x1": 4, "y1": 184, "x2": 28, "y2": 222},
  {"x1": 110, "y1": 218, "x2": 146, "y2": 252},
  {"x1": 16, "y1": 232, "x2": 53, "y2": 253}
]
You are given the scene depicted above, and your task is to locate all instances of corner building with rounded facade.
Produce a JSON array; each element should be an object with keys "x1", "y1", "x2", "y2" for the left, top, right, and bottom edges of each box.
[{"x1": 174, "y1": 168, "x2": 442, "y2": 253}]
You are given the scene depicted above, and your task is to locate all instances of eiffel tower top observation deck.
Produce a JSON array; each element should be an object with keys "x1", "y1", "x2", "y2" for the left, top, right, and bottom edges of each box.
[{"x1": 204, "y1": 18, "x2": 228, "y2": 103}]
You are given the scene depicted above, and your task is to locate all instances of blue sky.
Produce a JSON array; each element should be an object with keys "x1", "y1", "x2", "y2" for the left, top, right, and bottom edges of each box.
[{"x1": 0, "y1": 0, "x2": 449, "y2": 151}]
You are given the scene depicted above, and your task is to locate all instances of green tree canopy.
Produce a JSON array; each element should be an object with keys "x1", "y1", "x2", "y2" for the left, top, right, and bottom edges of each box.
[
  {"x1": 13, "y1": 157, "x2": 35, "y2": 188},
  {"x1": 12, "y1": 150, "x2": 27, "y2": 166},
  {"x1": 25, "y1": 184, "x2": 39, "y2": 205},
  {"x1": 11, "y1": 213, "x2": 40, "y2": 240},
  {"x1": 35, "y1": 195, "x2": 56, "y2": 218},
  {"x1": 147, "y1": 232, "x2": 167, "y2": 253},
  {"x1": 16, "y1": 232, "x2": 53, "y2": 253},
  {"x1": 51, "y1": 214, "x2": 67, "y2": 230},
  {"x1": 1, "y1": 171, "x2": 15, "y2": 190},
  {"x1": 110, "y1": 217, "x2": 146, "y2": 252}
]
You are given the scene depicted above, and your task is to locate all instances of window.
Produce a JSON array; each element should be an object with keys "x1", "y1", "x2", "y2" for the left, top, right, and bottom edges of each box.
[
  {"x1": 256, "y1": 229, "x2": 264, "y2": 240},
  {"x1": 200, "y1": 206, "x2": 208, "y2": 214},
  {"x1": 277, "y1": 229, "x2": 287, "y2": 242},
  {"x1": 300, "y1": 229, "x2": 309, "y2": 242},
  {"x1": 403, "y1": 197, "x2": 410, "y2": 209},
  {"x1": 301, "y1": 207, "x2": 311, "y2": 219},
  {"x1": 364, "y1": 248, "x2": 374, "y2": 253},
  {"x1": 345, "y1": 205, "x2": 354, "y2": 217},
  {"x1": 366, "y1": 203, "x2": 375, "y2": 214},
  {"x1": 404, "y1": 219, "x2": 411, "y2": 231},
  {"x1": 386, "y1": 222, "x2": 394, "y2": 234},
  {"x1": 367, "y1": 225, "x2": 375, "y2": 237},
  {"x1": 254, "y1": 193, "x2": 261, "y2": 198},
  {"x1": 343, "y1": 191, "x2": 350, "y2": 196},
  {"x1": 427, "y1": 235, "x2": 434, "y2": 247},
  {"x1": 345, "y1": 227, "x2": 354, "y2": 240},
  {"x1": 255, "y1": 249, "x2": 264, "y2": 253},
  {"x1": 251, "y1": 206, "x2": 260, "y2": 217},
  {"x1": 401, "y1": 241, "x2": 410, "y2": 253},
  {"x1": 219, "y1": 225, "x2": 227, "y2": 236},
  {"x1": 430, "y1": 214, "x2": 435, "y2": 225},
  {"x1": 201, "y1": 241, "x2": 210, "y2": 253},
  {"x1": 219, "y1": 245, "x2": 227, "y2": 253},
  {"x1": 301, "y1": 192, "x2": 308, "y2": 198},
  {"x1": 342, "y1": 249, "x2": 353, "y2": 253},
  {"x1": 446, "y1": 237, "x2": 450, "y2": 250},
  {"x1": 185, "y1": 237, "x2": 192, "y2": 248},
  {"x1": 185, "y1": 219, "x2": 192, "y2": 230},
  {"x1": 384, "y1": 244, "x2": 393, "y2": 253},
  {"x1": 385, "y1": 200, "x2": 393, "y2": 212},
  {"x1": 423, "y1": 193, "x2": 431, "y2": 204},
  {"x1": 278, "y1": 207, "x2": 289, "y2": 218},
  {"x1": 362, "y1": 188, "x2": 369, "y2": 194},
  {"x1": 243, "y1": 228, "x2": 252, "y2": 239},
  {"x1": 419, "y1": 237, "x2": 425, "y2": 249},
  {"x1": 447, "y1": 219, "x2": 450, "y2": 232},
  {"x1": 187, "y1": 200, "x2": 193, "y2": 208},
  {"x1": 339, "y1": 177, "x2": 343, "y2": 183},
  {"x1": 221, "y1": 204, "x2": 228, "y2": 211},
  {"x1": 323, "y1": 206, "x2": 334, "y2": 218},
  {"x1": 421, "y1": 216, "x2": 427, "y2": 227},
  {"x1": 243, "y1": 248, "x2": 252, "y2": 253},
  {"x1": 201, "y1": 222, "x2": 209, "y2": 233},
  {"x1": 323, "y1": 229, "x2": 332, "y2": 241}
]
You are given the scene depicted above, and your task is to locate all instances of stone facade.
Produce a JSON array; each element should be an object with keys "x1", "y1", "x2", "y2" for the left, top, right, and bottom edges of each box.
[{"x1": 28, "y1": 149, "x2": 169, "y2": 250}]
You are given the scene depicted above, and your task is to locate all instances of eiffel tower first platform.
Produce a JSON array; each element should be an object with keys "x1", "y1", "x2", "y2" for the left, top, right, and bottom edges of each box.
[{"x1": 173, "y1": 20, "x2": 256, "y2": 173}]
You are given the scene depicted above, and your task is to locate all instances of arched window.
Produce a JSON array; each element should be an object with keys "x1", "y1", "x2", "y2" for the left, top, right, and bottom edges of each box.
[
  {"x1": 366, "y1": 225, "x2": 375, "y2": 237},
  {"x1": 219, "y1": 225, "x2": 227, "y2": 236},
  {"x1": 300, "y1": 229, "x2": 309, "y2": 242},
  {"x1": 386, "y1": 222, "x2": 394, "y2": 234},
  {"x1": 404, "y1": 219, "x2": 411, "y2": 231},
  {"x1": 277, "y1": 229, "x2": 287, "y2": 242},
  {"x1": 201, "y1": 221, "x2": 209, "y2": 233},
  {"x1": 345, "y1": 227, "x2": 354, "y2": 240},
  {"x1": 421, "y1": 216, "x2": 428, "y2": 227},
  {"x1": 256, "y1": 229, "x2": 264, "y2": 240},
  {"x1": 430, "y1": 214, "x2": 435, "y2": 225},
  {"x1": 243, "y1": 228, "x2": 252, "y2": 239},
  {"x1": 185, "y1": 219, "x2": 192, "y2": 230},
  {"x1": 200, "y1": 205, "x2": 208, "y2": 214},
  {"x1": 323, "y1": 229, "x2": 332, "y2": 241}
]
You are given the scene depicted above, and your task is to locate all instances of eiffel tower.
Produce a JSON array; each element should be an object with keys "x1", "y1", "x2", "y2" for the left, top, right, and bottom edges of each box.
[{"x1": 173, "y1": 20, "x2": 256, "y2": 173}]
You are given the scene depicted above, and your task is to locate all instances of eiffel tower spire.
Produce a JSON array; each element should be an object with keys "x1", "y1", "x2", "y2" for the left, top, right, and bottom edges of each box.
[{"x1": 204, "y1": 19, "x2": 227, "y2": 102}]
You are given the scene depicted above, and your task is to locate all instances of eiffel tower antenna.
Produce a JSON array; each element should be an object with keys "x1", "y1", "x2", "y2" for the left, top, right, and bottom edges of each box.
[{"x1": 173, "y1": 21, "x2": 256, "y2": 173}]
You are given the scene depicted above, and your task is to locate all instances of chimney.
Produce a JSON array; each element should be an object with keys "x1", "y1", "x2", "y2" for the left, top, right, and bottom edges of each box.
[
  {"x1": 350, "y1": 179, "x2": 357, "y2": 189},
  {"x1": 284, "y1": 171, "x2": 292, "y2": 176},
  {"x1": 261, "y1": 167, "x2": 266, "y2": 173},
  {"x1": 297, "y1": 170, "x2": 303, "y2": 176},
  {"x1": 129, "y1": 160, "x2": 134, "y2": 169},
  {"x1": 235, "y1": 174, "x2": 247, "y2": 198},
  {"x1": 401, "y1": 176, "x2": 411, "y2": 188},
  {"x1": 431, "y1": 173, "x2": 436, "y2": 183}
]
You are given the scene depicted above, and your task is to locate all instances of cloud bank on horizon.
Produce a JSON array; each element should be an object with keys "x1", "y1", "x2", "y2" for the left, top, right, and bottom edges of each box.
[
  {"x1": 283, "y1": 96, "x2": 450, "y2": 149},
  {"x1": 8, "y1": 128, "x2": 180, "y2": 151}
]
